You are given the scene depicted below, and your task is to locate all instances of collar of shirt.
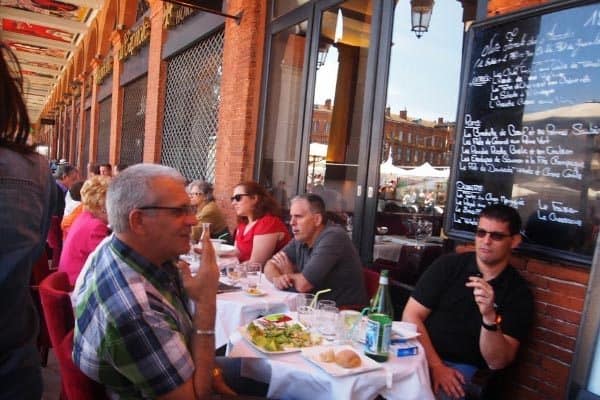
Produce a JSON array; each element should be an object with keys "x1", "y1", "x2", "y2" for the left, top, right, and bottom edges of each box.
[
  {"x1": 109, "y1": 236, "x2": 182, "y2": 298},
  {"x1": 56, "y1": 180, "x2": 68, "y2": 194}
]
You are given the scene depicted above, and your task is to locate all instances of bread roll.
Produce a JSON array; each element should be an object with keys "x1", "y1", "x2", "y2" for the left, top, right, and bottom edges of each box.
[{"x1": 334, "y1": 349, "x2": 362, "y2": 369}]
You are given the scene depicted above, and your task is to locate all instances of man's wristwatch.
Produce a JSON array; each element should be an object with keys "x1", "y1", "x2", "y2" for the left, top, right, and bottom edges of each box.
[{"x1": 482, "y1": 313, "x2": 502, "y2": 331}]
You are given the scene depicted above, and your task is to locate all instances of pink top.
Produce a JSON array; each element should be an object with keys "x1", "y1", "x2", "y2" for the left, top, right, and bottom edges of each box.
[
  {"x1": 235, "y1": 214, "x2": 291, "y2": 262},
  {"x1": 59, "y1": 210, "x2": 109, "y2": 285}
]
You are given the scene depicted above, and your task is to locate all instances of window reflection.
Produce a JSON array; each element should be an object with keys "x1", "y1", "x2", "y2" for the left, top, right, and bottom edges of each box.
[{"x1": 260, "y1": 24, "x2": 307, "y2": 214}]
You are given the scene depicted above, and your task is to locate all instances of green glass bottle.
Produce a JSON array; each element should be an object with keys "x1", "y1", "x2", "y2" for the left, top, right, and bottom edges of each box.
[
  {"x1": 364, "y1": 270, "x2": 394, "y2": 362},
  {"x1": 369, "y1": 270, "x2": 394, "y2": 317}
]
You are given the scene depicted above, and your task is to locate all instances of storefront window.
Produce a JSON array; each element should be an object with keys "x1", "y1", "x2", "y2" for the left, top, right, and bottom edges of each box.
[
  {"x1": 260, "y1": 23, "x2": 308, "y2": 212},
  {"x1": 373, "y1": 1, "x2": 462, "y2": 265}
]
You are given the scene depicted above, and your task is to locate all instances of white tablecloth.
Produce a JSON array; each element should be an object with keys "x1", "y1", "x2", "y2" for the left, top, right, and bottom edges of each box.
[
  {"x1": 215, "y1": 275, "x2": 302, "y2": 348},
  {"x1": 373, "y1": 236, "x2": 442, "y2": 262},
  {"x1": 227, "y1": 331, "x2": 434, "y2": 400}
]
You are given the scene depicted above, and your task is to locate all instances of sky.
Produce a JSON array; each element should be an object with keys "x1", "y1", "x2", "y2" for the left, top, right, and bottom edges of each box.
[{"x1": 314, "y1": 0, "x2": 464, "y2": 122}]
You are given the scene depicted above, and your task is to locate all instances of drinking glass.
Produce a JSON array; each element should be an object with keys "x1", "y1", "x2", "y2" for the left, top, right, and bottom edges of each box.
[
  {"x1": 317, "y1": 299, "x2": 336, "y2": 310},
  {"x1": 244, "y1": 262, "x2": 261, "y2": 290},
  {"x1": 226, "y1": 263, "x2": 244, "y2": 286},
  {"x1": 340, "y1": 310, "x2": 362, "y2": 343},
  {"x1": 295, "y1": 293, "x2": 315, "y2": 310},
  {"x1": 317, "y1": 305, "x2": 339, "y2": 342},
  {"x1": 297, "y1": 305, "x2": 314, "y2": 330}
]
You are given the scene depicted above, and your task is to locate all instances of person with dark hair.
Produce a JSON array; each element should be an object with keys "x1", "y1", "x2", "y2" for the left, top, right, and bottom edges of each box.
[
  {"x1": 402, "y1": 204, "x2": 533, "y2": 400},
  {"x1": 99, "y1": 163, "x2": 112, "y2": 177},
  {"x1": 0, "y1": 43, "x2": 55, "y2": 399},
  {"x1": 187, "y1": 180, "x2": 232, "y2": 244},
  {"x1": 264, "y1": 194, "x2": 367, "y2": 308},
  {"x1": 231, "y1": 181, "x2": 291, "y2": 264},
  {"x1": 87, "y1": 162, "x2": 100, "y2": 177},
  {"x1": 53, "y1": 163, "x2": 80, "y2": 218}
]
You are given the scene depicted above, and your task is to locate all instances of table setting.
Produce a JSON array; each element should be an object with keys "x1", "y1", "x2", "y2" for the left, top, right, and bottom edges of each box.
[{"x1": 226, "y1": 296, "x2": 434, "y2": 400}]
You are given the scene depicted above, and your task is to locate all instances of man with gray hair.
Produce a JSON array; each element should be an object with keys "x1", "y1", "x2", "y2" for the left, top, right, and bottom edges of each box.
[
  {"x1": 264, "y1": 193, "x2": 368, "y2": 308},
  {"x1": 72, "y1": 163, "x2": 227, "y2": 398}
]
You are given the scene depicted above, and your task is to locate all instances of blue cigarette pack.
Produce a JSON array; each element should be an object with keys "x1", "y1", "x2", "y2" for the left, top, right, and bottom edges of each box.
[{"x1": 391, "y1": 338, "x2": 418, "y2": 357}]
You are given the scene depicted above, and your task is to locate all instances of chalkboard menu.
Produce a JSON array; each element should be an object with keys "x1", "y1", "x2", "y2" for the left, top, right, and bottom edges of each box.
[{"x1": 446, "y1": 0, "x2": 600, "y2": 265}]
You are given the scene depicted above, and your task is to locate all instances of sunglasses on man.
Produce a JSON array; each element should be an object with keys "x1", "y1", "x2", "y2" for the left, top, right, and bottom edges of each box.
[{"x1": 475, "y1": 228, "x2": 513, "y2": 241}]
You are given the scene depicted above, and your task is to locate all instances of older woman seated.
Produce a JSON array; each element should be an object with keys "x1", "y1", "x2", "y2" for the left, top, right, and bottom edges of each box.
[
  {"x1": 59, "y1": 175, "x2": 111, "y2": 285},
  {"x1": 232, "y1": 181, "x2": 291, "y2": 265},
  {"x1": 187, "y1": 180, "x2": 232, "y2": 244}
]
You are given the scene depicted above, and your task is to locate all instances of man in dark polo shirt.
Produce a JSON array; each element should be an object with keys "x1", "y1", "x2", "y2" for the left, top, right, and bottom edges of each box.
[
  {"x1": 264, "y1": 194, "x2": 368, "y2": 308},
  {"x1": 403, "y1": 204, "x2": 533, "y2": 400}
]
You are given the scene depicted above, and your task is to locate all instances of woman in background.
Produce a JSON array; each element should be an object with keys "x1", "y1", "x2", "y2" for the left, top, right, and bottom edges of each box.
[
  {"x1": 0, "y1": 43, "x2": 55, "y2": 400},
  {"x1": 61, "y1": 180, "x2": 84, "y2": 239},
  {"x1": 59, "y1": 175, "x2": 110, "y2": 285},
  {"x1": 187, "y1": 180, "x2": 232, "y2": 244},
  {"x1": 232, "y1": 181, "x2": 291, "y2": 265}
]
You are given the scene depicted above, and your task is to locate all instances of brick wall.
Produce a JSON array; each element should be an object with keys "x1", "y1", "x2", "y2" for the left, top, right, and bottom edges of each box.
[
  {"x1": 487, "y1": 0, "x2": 549, "y2": 16},
  {"x1": 214, "y1": 0, "x2": 267, "y2": 229}
]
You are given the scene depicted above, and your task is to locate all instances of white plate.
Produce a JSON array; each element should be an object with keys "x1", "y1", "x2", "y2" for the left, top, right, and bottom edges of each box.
[
  {"x1": 302, "y1": 345, "x2": 383, "y2": 377},
  {"x1": 216, "y1": 244, "x2": 237, "y2": 257},
  {"x1": 244, "y1": 288, "x2": 266, "y2": 297},
  {"x1": 239, "y1": 315, "x2": 321, "y2": 354},
  {"x1": 391, "y1": 321, "x2": 420, "y2": 340}
]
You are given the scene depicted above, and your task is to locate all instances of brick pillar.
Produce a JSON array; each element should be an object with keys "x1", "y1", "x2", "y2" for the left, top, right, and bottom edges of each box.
[
  {"x1": 487, "y1": 0, "x2": 548, "y2": 15},
  {"x1": 215, "y1": 0, "x2": 267, "y2": 226},
  {"x1": 76, "y1": 77, "x2": 86, "y2": 172},
  {"x1": 68, "y1": 95, "x2": 77, "y2": 162},
  {"x1": 109, "y1": 30, "x2": 125, "y2": 166},
  {"x1": 89, "y1": 59, "x2": 101, "y2": 165},
  {"x1": 144, "y1": 0, "x2": 168, "y2": 163}
]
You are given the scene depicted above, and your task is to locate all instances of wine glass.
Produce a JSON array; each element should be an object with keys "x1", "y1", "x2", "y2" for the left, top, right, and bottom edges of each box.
[
  {"x1": 414, "y1": 219, "x2": 433, "y2": 249},
  {"x1": 376, "y1": 226, "x2": 389, "y2": 243}
]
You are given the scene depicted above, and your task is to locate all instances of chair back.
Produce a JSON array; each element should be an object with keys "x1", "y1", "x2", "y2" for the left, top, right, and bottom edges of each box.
[
  {"x1": 363, "y1": 268, "x2": 380, "y2": 299},
  {"x1": 39, "y1": 271, "x2": 73, "y2": 346},
  {"x1": 46, "y1": 215, "x2": 63, "y2": 268},
  {"x1": 39, "y1": 271, "x2": 106, "y2": 399}
]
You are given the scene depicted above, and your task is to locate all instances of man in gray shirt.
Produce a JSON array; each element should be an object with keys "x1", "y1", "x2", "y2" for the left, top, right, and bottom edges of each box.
[{"x1": 264, "y1": 194, "x2": 368, "y2": 308}]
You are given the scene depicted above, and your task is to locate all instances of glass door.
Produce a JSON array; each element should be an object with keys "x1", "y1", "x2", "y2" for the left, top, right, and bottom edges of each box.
[
  {"x1": 302, "y1": 0, "x2": 374, "y2": 230},
  {"x1": 366, "y1": 1, "x2": 464, "y2": 268}
]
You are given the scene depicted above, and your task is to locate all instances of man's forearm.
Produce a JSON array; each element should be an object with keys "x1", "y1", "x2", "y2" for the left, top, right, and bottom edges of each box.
[
  {"x1": 191, "y1": 301, "x2": 216, "y2": 397},
  {"x1": 404, "y1": 314, "x2": 444, "y2": 368},
  {"x1": 479, "y1": 329, "x2": 518, "y2": 369},
  {"x1": 263, "y1": 260, "x2": 281, "y2": 282}
]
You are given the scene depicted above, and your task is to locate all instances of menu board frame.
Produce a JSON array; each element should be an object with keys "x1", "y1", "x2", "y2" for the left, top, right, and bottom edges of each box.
[{"x1": 445, "y1": 0, "x2": 600, "y2": 266}]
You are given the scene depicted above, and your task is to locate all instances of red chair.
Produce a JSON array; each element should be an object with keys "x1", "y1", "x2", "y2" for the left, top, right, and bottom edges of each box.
[
  {"x1": 363, "y1": 267, "x2": 380, "y2": 299},
  {"x1": 46, "y1": 216, "x2": 63, "y2": 269},
  {"x1": 39, "y1": 271, "x2": 106, "y2": 400},
  {"x1": 30, "y1": 250, "x2": 52, "y2": 366}
]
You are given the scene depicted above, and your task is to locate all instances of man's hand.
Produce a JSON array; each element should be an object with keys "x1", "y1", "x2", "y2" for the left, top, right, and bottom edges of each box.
[
  {"x1": 272, "y1": 273, "x2": 294, "y2": 290},
  {"x1": 430, "y1": 363, "x2": 466, "y2": 399},
  {"x1": 270, "y1": 252, "x2": 295, "y2": 274},
  {"x1": 465, "y1": 276, "x2": 496, "y2": 322}
]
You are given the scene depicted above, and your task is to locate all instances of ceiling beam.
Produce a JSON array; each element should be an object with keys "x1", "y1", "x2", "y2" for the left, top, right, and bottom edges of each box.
[
  {"x1": 24, "y1": 75, "x2": 56, "y2": 85},
  {"x1": 1, "y1": 31, "x2": 75, "y2": 52},
  {"x1": 21, "y1": 64, "x2": 61, "y2": 76},
  {"x1": 0, "y1": 6, "x2": 88, "y2": 34},
  {"x1": 14, "y1": 50, "x2": 67, "y2": 66}
]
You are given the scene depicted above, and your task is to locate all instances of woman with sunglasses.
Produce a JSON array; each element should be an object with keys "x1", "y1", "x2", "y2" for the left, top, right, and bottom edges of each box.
[
  {"x1": 231, "y1": 181, "x2": 291, "y2": 265},
  {"x1": 187, "y1": 180, "x2": 232, "y2": 244}
]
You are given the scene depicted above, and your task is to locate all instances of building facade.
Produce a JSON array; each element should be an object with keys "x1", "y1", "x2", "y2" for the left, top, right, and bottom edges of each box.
[{"x1": 28, "y1": 0, "x2": 593, "y2": 398}]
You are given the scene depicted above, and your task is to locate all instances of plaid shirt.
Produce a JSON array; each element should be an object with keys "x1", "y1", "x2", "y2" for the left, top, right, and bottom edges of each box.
[{"x1": 72, "y1": 235, "x2": 194, "y2": 399}]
